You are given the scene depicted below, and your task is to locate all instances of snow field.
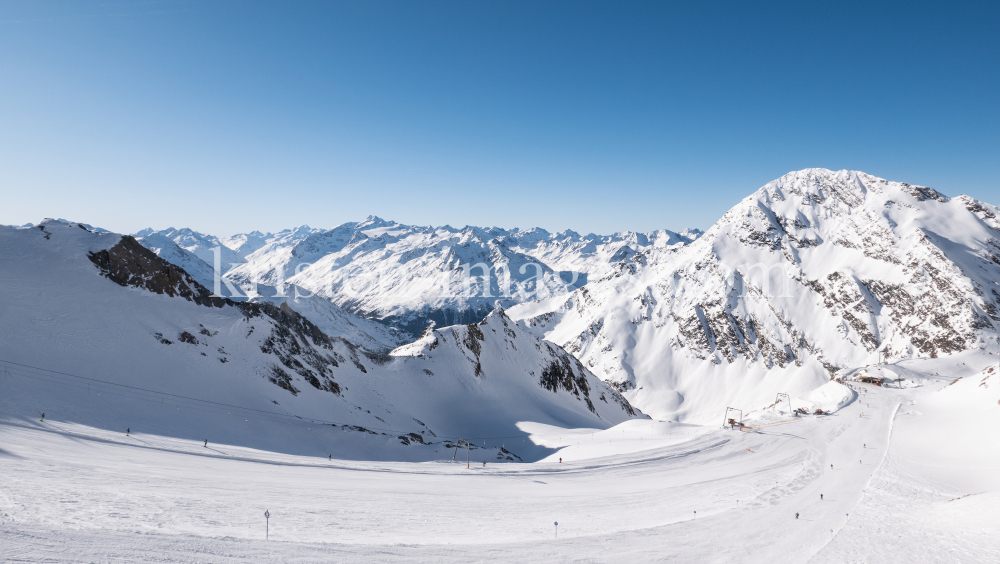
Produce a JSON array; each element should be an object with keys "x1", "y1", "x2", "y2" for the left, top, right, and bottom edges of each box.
[
  {"x1": 0, "y1": 372, "x2": 930, "y2": 562},
  {"x1": 5, "y1": 354, "x2": 998, "y2": 562}
]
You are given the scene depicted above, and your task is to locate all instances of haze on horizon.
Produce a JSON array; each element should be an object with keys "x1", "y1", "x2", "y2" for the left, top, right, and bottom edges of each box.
[{"x1": 1, "y1": 0, "x2": 997, "y2": 237}]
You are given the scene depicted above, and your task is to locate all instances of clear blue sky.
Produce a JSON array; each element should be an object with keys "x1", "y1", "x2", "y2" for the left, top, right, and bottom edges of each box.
[{"x1": 1, "y1": 0, "x2": 997, "y2": 236}]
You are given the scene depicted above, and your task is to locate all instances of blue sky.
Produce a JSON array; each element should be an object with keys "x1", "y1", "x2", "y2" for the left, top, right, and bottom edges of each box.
[{"x1": 1, "y1": 0, "x2": 997, "y2": 236}]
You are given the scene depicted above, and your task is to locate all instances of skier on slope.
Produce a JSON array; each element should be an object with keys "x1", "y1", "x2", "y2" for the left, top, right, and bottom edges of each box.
[
  {"x1": 127, "y1": 428, "x2": 130, "y2": 436},
  {"x1": 820, "y1": 494, "x2": 823, "y2": 500},
  {"x1": 795, "y1": 513, "x2": 799, "y2": 519},
  {"x1": 204, "y1": 439, "x2": 208, "y2": 447},
  {"x1": 40, "y1": 412, "x2": 45, "y2": 422}
]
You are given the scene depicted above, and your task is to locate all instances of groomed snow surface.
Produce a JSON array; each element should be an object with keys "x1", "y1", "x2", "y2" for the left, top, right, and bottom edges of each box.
[{"x1": 3, "y1": 352, "x2": 998, "y2": 563}]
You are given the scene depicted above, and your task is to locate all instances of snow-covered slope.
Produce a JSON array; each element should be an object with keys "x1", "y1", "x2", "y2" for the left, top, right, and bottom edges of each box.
[
  {"x1": 510, "y1": 169, "x2": 1000, "y2": 422},
  {"x1": 4, "y1": 351, "x2": 996, "y2": 563},
  {"x1": 248, "y1": 284, "x2": 409, "y2": 351},
  {"x1": 0, "y1": 221, "x2": 640, "y2": 461}
]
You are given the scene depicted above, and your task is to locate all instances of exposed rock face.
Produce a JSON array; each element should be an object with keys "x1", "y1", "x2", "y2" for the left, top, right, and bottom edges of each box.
[
  {"x1": 539, "y1": 353, "x2": 597, "y2": 415},
  {"x1": 511, "y1": 169, "x2": 1000, "y2": 421},
  {"x1": 88, "y1": 236, "x2": 227, "y2": 308}
]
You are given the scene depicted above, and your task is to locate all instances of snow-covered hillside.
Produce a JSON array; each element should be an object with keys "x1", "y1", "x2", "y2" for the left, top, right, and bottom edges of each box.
[
  {"x1": 0, "y1": 221, "x2": 641, "y2": 461},
  {"x1": 250, "y1": 284, "x2": 409, "y2": 351},
  {"x1": 4, "y1": 351, "x2": 996, "y2": 563},
  {"x1": 510, "y1": 169, "x2": 1000, "y2": 421}
]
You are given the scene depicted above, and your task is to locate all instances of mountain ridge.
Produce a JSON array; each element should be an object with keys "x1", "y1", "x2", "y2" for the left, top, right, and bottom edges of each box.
[
  {"x1": 9, "y1": 168, "x2": 998, "y2": 426},
  {"x1": 136, "y1": 219, "x2": 703, "y2": 336},
  {"x1": 508, "y1": 168, "x2": 1000, "y2": 421},
  {"x1": 0, "y1": 220, "x2": 641, "y2": 461}
]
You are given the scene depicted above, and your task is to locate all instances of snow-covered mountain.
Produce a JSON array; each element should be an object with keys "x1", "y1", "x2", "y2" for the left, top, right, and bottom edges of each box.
[
  {"x1": 250, "y1": 283, "x2": 409, "y2": 351},
  {"x1": 221, "y1": 225, "x2": 320, "y2": 258},
  {"x1": 134, "y1": 226, "x2": 245, "y2": 271},
  {"x1": 135, "y1": 231, "x2": 220, "y2": 289},
  {"x1": 135, "y1": 219, "x2": 701, "y2": 337},
  {"x1": 5, "y1": 173, "x2": 1000, "y2": 562},
  {"x1": 135, "y1": 227, "x2": 406, "y2": 350},
  {"x1": 509, "y1": 169, "x2": 1000, "y2": 422},
  {"x1": 222, "y1": 217, "x2": 701, "y2": 335},
  {"x1": 0, "y1": 221, "x2": 641, "y2": 460},
  {"x1": 16, "y1": 167, "x2": 995, "y2": 430},
  {"x1": 219, "y1": 230, "x2": 270, "y2": 257}
]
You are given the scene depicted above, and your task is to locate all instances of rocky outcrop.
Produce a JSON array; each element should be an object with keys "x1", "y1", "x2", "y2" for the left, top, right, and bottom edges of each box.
[
  {"x1": 90, "y1": 235, "x2": 354, "y2": 396},
  {"x1": 89, "y1": 236, "x2": 228, "y2": 307}
]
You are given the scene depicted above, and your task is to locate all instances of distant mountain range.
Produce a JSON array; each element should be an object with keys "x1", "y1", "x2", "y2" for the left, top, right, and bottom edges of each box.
[{"x1": 135, "y1": 219, "x2": 702, "y2": 336}]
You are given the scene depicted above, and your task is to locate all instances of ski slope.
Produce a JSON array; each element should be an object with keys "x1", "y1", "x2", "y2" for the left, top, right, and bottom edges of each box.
[{"x1": 3, "y1": 353, "x2": 997, "y2": 563}]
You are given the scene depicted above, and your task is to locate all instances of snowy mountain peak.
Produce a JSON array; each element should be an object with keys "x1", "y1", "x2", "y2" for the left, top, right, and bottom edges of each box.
[
  {"x1": 357, "y1": 215, "x2": 393, "y2": 230},
  {"x1": 510, "y1": 169, "x2": 1000, "y2": 422}
]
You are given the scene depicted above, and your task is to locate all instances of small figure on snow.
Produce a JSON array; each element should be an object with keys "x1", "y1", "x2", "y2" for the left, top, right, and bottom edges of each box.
[
  {"x1": 126, "y1": 428, "x2": 130, "y2": 436},
  {"x1": 329, "y1": 454, "x2": 331, "y2": 461},
  {"x1": 559, "y1": 457, "x2": 562, "y2": 464},
  {"x1": 820, "y1": 494, "x2": 823, "y2": 500},
  {"x1": 483, "y1": 461, "x2": 486, "y2": 467},
  {"x1": 795, "y1": 513, "x2": 799, "y2": 519},
  {"x1": 40, "y1": 412, "x2": 45, "y2": 422},
  {"x1": 204, "y1": 439, "x2": 208, "y2": 448}
]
